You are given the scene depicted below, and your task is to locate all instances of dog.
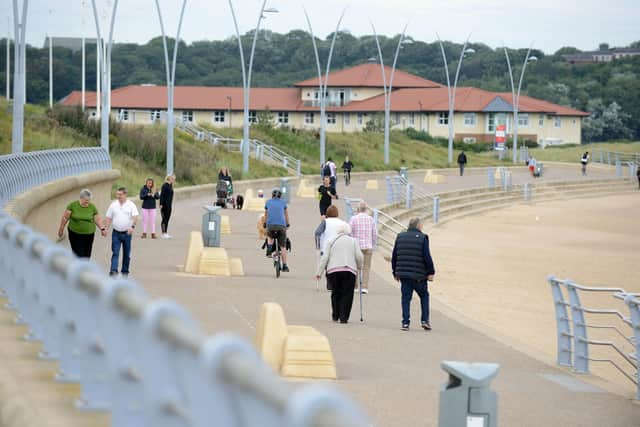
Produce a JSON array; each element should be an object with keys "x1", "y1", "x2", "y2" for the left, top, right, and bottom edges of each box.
[{"x1": 235, "y1": 194, "x2": 244, "y2": 210}]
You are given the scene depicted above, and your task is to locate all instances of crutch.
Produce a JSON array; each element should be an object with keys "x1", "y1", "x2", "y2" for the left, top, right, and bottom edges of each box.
[{"x1": 359, "y1": 270, "x2": 364, "y2": 322}]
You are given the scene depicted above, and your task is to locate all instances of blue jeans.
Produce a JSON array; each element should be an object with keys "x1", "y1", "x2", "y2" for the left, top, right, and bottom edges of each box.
[
  {"x1": 400, "y1": 279, "x2": 430, "y2": 325},
  {"x1": 111, "y1": 231, "x2": 132, "y2": 274}
]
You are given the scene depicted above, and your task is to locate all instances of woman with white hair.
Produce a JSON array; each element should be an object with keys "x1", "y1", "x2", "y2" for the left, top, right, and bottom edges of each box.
[
  {"x1": 316, "y1": 221, "x2": 363, "y2": 324},
  {"x1": 57, "y1": 189, "x2": 105, "y2": 258}
]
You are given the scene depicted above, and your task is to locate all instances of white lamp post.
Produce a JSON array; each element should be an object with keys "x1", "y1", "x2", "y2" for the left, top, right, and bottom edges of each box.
[
  {"x1": 505, "y1": 46, "x2": 537, "y2": 164},
  {"x1": 303, "y1": 7, "x2": 346, "y2": 167},
  {"x1": 6, "y1": 16, "x2": 10, "y2": 101},
  {"x1": 228, "y1": 0, "x2": 278, "y2": 175},
  {"x1": 11, "y1": 0, "x2": 28, "y2": 154}
]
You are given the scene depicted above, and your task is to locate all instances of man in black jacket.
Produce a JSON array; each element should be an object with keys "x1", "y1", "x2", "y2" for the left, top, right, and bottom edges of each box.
[
  {"x1": 457, "y1": 151, "x2": 467, "y2": 176},
  {"x1": 391, "y1": 217, "x2": 436, "y2": 331}
]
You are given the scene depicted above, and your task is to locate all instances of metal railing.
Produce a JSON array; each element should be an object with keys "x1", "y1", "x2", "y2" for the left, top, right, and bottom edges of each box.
[
  {"x1": 0, "y1": 147, "x2": 112, "y2": 208},
  {"x1": 176, "y1": 119, "x2": 301, "y2": 176},
  {"x1": 548, "y1": 276, "x2": 640, "y2": 398},
  {"x1": 0, "y1": 212, "x2": 369, "y2": 426},
  {"x1": 370, "y1": 208, "x2": 406, "y2": 251}
]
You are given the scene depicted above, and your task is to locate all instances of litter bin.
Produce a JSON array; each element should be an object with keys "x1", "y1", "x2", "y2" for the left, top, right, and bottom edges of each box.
[
  {"x1": 201, "y1": 205, "x2": 222, "y2": 247},
  {"x1": 280, "y1": 178, "x2": 291, "y2": 204},
  {"x1": 438, "y1": 361, "x2": 500, "y2": 427},
  {"x1": 399, "y1": 167, "x2": 409, "y2": 181}
]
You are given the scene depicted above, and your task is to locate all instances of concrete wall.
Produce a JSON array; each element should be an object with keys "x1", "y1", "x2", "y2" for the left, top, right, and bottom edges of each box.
[{"x1": 4, "y1": 170, "x2": 121, "y2": 242}]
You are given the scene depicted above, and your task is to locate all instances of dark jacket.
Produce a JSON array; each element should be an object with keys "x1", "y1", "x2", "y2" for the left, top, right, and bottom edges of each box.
[
  {"x1": 218, "y1": 172, "x2": 233, "y2": 184},
  {"x1": 159, "y1": 182, "x2": 174, "y2": 209},
  {"x1": 140, "y1": 186, "x2": 159, "y2": 209},
  {"x1": 342, "y1": 160, "x2": 354, "y2": 171},
  {"x1": 457, "y1": 153, "x2": 467, "y2": 165},
  {"x1": 391, "y1": 228, "x2": 435, "y2": 280},
  {"x1": 318, "y1": 185, "x2": 336, "y2": 206}
]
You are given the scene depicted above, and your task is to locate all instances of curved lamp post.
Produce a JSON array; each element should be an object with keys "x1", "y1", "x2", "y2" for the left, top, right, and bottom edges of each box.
[
  {"x1": 90, "y1": 0, "x2": 119, "y2": 152},
  {"x1": 11, "y1": 0, "x2": 29, "y2": 153},
  {"x1": 154, "y1": 0, "x2": 187, "y2": 177},
  {"x1": 372, "y1": 23, "x2": 409, "y2": 165},
  {"x1": 303, "y1": 7, "x2": 346, "y2": 167},
  {"x1": 504, "y1": 45, "x2": 537, "y2": 164},
  {"x1": 228, "y1": 0, "x2": 278, "y2": 175},
  {"x1": 437, "y1": 33, "x2": 474, "y2": 165}
]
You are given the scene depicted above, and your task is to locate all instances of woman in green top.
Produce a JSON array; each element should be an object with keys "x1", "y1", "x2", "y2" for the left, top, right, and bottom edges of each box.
[{"x1": 57, "y1": 189, "x2": 105, "y2": 258}]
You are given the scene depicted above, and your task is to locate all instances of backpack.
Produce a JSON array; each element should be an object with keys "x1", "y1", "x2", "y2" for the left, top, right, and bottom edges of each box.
[{"x1": 323, "y1": 163, "x2": 332, "y2": 177}]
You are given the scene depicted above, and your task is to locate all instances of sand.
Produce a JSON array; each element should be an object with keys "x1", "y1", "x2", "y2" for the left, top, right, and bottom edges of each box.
[{"x1": 428, "y1": 193, "x2": 640, "y2": 393}]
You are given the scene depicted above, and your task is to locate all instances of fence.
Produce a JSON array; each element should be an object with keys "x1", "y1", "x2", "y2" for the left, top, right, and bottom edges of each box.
[
  {"x1": 0, "y1": 211, "x2": 370, "y2": 426},
  {"x1": 591, "y1": 150, "x2": 640, "y2": 178},
  {"x1": 0, "y1": 147, "x2": 112, "y2": 208},
  {"x1": 386, "y1": 175, "x2": 440, "y2": 223},
  {"x1": 548, "y1": 277, "x2": 640, "y2": 399}
]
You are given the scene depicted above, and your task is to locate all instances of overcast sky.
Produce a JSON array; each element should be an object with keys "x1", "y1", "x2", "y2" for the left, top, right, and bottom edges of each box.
[{"x1": 1, "y1": 0, "x2": 638, "y2": 53}]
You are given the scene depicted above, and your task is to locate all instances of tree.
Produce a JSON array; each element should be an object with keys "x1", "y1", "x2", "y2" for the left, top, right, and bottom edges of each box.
[{"x1": 582, "y1": 99, "x2": 632, "y2": 142}]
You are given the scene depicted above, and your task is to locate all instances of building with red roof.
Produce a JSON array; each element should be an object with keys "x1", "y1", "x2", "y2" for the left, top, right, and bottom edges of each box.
[{"x1": 61, "y1": 62, "x2": 587, "y2": 145}]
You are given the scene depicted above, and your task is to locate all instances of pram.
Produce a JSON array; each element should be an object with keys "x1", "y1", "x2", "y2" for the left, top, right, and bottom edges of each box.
[{"x1": 215, "y1": 180, "x2": 235, "y2": 208}]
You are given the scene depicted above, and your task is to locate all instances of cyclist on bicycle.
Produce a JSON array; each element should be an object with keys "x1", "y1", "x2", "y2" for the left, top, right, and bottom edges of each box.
[
  {"x1": 342, "y1": 156, "x2": 353, "y2": 186},
  {"x1": 265, "y1": 188, "x2": 290, "y2": 272}
]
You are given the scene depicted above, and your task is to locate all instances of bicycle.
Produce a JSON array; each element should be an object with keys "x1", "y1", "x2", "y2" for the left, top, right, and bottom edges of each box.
[
  {"x1": 343, "y1": 169, "x2": 351, "y2": 186},
  {"x1": 270, "y1": 229, "x2": 283, "y2": 278}
]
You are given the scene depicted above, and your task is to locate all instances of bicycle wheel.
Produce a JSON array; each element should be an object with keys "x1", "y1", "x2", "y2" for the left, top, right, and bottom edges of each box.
[{"x1": 273, "y1": 242, "x2": 281, "y2": 278}]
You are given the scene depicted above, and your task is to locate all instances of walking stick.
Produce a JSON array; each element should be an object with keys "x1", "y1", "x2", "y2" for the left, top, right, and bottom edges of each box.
[
  {"x1": 316, "y1": 277, "x2": 320, "y2": 292},
  {"x1": 358, "y1": 271, "x2": 364, "y2": 322}
]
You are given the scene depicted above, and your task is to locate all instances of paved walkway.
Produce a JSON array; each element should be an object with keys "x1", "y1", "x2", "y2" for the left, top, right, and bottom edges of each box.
[{"x1": 82, "y1": 165, "x2": 638, "y2": 426}]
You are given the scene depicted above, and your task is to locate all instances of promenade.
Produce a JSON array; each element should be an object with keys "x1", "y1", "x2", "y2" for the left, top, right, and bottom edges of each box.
[{"x1": 76, "y1": 164, "x2": 639, "y2": 426}]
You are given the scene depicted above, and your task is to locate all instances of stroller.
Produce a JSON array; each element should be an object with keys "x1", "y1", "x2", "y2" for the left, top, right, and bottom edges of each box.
[{"x1": 215, "y1": 180, "x2": 235, "y2": 208}]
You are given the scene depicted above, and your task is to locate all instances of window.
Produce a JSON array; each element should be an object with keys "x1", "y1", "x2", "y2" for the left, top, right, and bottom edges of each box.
[
  {"x1": 213, "y1": 111, "x2": 225, "y2": 123},
  {"x1": 182, "y1": 110, "x2": 193, "y2": 122},
  {"x1": 326, "y1": 112, "x2": 336, "y2": 124},
  {"x1": 304, "y1": 112, "x2": 314, "y2": 124},
  {"x1": 344, "y1": 113, "x2": 350, "y2": 125},
  {"x1": 518, "y1": 113, "x2": 529, "y2": 127},
  {"x1": 249, "y1": 111, "x2": 257, "y2": 123},
  {"x1": 119, "y1": 109, "x2": 129, "y2": 121},
  {"x1": 463, "y1": 113, "x2": 476, "y2": 126},
  {"x1": 150, "y1": 109, "x2": 161, "y2": 122},
  {"x1": 487, "y1": 113, "x2": 509, "y2": 133},
  {"x1": 278, "y1": 112, "x2": 289, "y2": 124},
  {"x1": 487, "y1": 114, "x2": 496, "y2": 132},
  {"x1": 438, "y1": 112, "x2": 449, "y2": 125},
  {"x1": 357, "y1": 113, "x2": 364, "y2": 125},
  {"x1": 394, "y1": 113, "x2": 401, "y2": 125},
  {"x1": 554, "y1": 116, "x2": 562, "y2": 128},
  {"x1": 409, "y1": 112, "x2": 415, "y2": 126},
  {"x1": 538, "y1": 114, "x2": 544, "y2": 126}
]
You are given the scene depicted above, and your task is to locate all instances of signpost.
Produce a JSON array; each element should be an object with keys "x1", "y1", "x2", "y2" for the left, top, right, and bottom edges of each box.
[{"x1": 495, "y1": 124, "x2": 506, "y2": 160}]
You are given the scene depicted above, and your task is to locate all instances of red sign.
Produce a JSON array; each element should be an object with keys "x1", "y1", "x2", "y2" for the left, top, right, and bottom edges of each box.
[{"x1": 495, "y1": 124, "x2": 506, "y2": 150}]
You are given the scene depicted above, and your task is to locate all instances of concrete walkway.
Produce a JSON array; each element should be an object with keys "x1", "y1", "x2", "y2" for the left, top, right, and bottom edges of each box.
[{"x1": 79, "y1": 165, "x2": 639, "y2": 426}]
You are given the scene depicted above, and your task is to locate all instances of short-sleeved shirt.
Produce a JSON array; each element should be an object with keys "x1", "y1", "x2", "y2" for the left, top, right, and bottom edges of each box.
[
  {"x1": 66, "y1": 200, "x2": 99, "y2": 234},
  {"x1": 318, "y1": 185, "x2": 334, "y2": 206},
  {"x1": 265, "y1": 198, "x2": 287, "y2": 226},
  {"x1": 106, "y1": 199, "x2": 139, "y2": 232}
]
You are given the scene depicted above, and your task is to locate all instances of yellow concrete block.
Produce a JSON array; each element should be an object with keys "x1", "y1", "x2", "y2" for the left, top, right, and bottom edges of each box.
[
  {"x1": 365, "y1": 179, "x2": 379, "y2": 190},
  {"x1": 245, "y1": 189, "x2": 255, "y2": 199},
  {"x1": 221, "y1": 215, "x2": 231, "y2": 234},
  {"x1": 424, "y1": 170, "x2": 446, "y2": 183},
  {"x1": 229, "y1": 257, "x2": 244, "y2": 276},
  {"x1": 184, "y1": 231, "x2": 204, "y2": 274},
  {"x1": 244, "y1": 197, "x2": 265, "y2": 212},
  {"x1": 199, "y1": 247, "x2": 231, "y2": 276},
  {"x1": 254, "y1": 303, "x2": 288, "y2": 372},
  {"x1": 281, "y1": 332, "x2": 337, "y2": 379},
  {"x1": 296, "y1": 179, "x2": 317, "y2": 198},
  {"x1": 296, "y1": 179, "x2": 308, "y2": 197}
]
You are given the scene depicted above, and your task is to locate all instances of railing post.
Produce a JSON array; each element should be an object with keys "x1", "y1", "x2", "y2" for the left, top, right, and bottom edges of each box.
[
  {"x1": 487, "y1": 168, "x2": 495, "y2": 188},
  {"x1": 548, "y1": 277, "x2": 572, "y2": 367},
  {"x1": 607, "y1": 151, "x2": 611, "y2": 165},
  {"x1": 432, "y1": 196, "x2": 440, "y2": 224},
  {"x1": 296, "y1": 160, "x2": 301, "y2": 177},
  {"x1": 283, "y1": 157, "x2": 288, "y2": 169},
  {"x1": 344, "y1": 197, "x2": 353, "y2": 220},
  {"x1": 623, "y1": 296, "x2": 640, "y2": 400},
  {"x1": 523, "y1": 182, "x2": 532, "y2": 201},
  {"x1": 599, "y1": 151, "x2": 604, "y2": 164},
  {"x1": 566, "y1": 281, "x2": 589, "y2": 374},
  {"x1": 385, "y1": 176, "x2": 393, "y2": 204},
  {"x1": 615, "y1": 154, "x2": 621, "y2": 177},
  {"x1": 405, "y1": 183, "x2": 413, "y2": 209}
]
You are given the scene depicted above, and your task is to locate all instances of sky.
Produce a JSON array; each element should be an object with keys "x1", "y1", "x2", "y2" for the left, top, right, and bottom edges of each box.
[{"x1": 1, "y1": 0, "x2": 638, "y2": 53}]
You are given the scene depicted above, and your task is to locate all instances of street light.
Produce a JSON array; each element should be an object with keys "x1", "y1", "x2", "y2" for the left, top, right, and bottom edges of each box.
[
  {"x1": 226, "y1": 95, "x2": 232, "y2": 127},
  {"x1": 228, "y1": 0, "x2": 278, "y2": 175},
  {"x1": 303, "y1": 7, "x2": 346, "y2": 167},
  {"x1": 10, "y1": 0, "x2": 29, "y2": 154},
  {"x1": 505, "y1": 45, "x2": 537, "y2": 164},
  {"x1": 154, "y1": 0, "x2": 188, "y2": 177},
  {"x1": 437, "y1": 33, "x2": 474, "y2": 165},
  {"x1": 372, "y1": 23, "x2": 409, "y2": 165}
]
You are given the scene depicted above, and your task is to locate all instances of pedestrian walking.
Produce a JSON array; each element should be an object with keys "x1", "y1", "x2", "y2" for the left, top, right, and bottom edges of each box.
[
  {"x1": 457, "y1": 151, "x2": 467, "y2": 176},
  {"x1": 349, "y1": 201, "x2": 376, "y2": 294},
  {"x1": 57, "y1": 189, "x2": 106, "y2": 258},
  {"x1": 322, "y1": 158, "x2": 338, "y2": 191},
  {"x1": 139, "y1": 178, "x2": 160, "y2": 239},
  {"x1": 318, "y1": 176, "x2": 338, "y2": 217},
  {"x1": 528, "y1": 156, "x2": 537, "y2": 176},
  {"x1": 581, "y1": 151, "x2": 589, "y2": 176},
  {"x1": 315, "y1": 205, "x2": 351, "y2": 256},
  {"x1": 636, "y1": 166, "x2": 640, "y2": 189},
  {"x1": 342, "y1": 156, "x2": 354, "y2": 186},
  {"x1": 218, "y1": 167, "x2": 233, "y2": 184},
  {"x1": 104, "y1": 187, "x2": 139, "y2": 277},
  {"x1": 316, "y1": 222, "x2": 363, "y2": 324},
  {"x1": 391, "y1": 217, "x2": 436, "y2": 331},
  {"x1": 159, "y1": 174, "x2": 175, "y2": 239}
]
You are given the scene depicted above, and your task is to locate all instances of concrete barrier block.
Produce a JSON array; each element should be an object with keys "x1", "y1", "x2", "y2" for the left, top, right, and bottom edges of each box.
[
  {"x1": 244, "y1": 189, "x2": 255, "y2": 199},
  {"x1": 221, "y1": 215, "x2": 231, "y2": 234},
  {"x1": 365, "y1": 179, "x2": 379, "y2": 190},
  {"x1": 296, "y1": 179, "x2": 317, "y2": 198},
  {"x1": 244, "y1": 197, "x2": 265, "y2": 212},
  {"x1": 229, "y1": 257, "x2": 244, "y2": 276},
  {"x1": 424, "y1": 170, "x2": 446, "y2": 184},
  {"x1": 254, "y1": 303, "x2": 288, "y2": 372},
  {"x1": 281, "y1": 332, "x2": 337, "y2": 380},
  {"x1": 184, "y1": 231, "x2": 204, "y2": 274},
  {"x1": 199, "y1": 247, "x2": 231, "y2": 276}
]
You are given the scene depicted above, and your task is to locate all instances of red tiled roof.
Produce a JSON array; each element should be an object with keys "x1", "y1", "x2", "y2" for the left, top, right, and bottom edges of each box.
[
  {"x1": 497, "y1": 93, "x2": 589, "y2": 117},
  {"x1": 294, "y1": 63, "x2": 442, "y2": 88}
]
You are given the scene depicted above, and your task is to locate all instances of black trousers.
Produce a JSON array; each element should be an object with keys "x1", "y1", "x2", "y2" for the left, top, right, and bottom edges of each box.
[
  {"x1": 161, "y1": 206, "x2": 172, "y2": 233},
  {"x1": 68, "y1": 228, "x2": 95, "y2": 258},
  {"x1": 327, "y1": 271, "x2": 356, "y2": 322}
]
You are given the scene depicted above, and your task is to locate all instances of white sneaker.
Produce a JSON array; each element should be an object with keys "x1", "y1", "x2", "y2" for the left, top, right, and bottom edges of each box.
[
  {"x1": 162, "y1": 233, "x2": 172, "y2": 239},
  {"x1": 361, "y1": 289, "x2": 368, "y2": 294}
]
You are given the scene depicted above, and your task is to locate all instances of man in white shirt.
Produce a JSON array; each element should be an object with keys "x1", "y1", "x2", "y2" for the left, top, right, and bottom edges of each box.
[{"x1": 104, "y1": 187, "x2": 139, "y2": 277}]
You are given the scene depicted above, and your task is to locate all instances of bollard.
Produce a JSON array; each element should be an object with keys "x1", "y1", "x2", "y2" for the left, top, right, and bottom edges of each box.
[
  {"x1": 615, "y1": 155, "x2": 621, "y2": 177},
  {"x1": 405, "y1": 183, "x2": 413, "y2": 209},
  {"x1": 296, "y1": 159, "x2": 301, "y2": 177},
  {"x1": 487, "y1": 168, "x2": 495, "y2": 188},
  {"x1": 502, "y1": 171, "x2": 512, "y2": 192},
  {"x1": 385, "y1": 176, "x2": 394, "y2": 204},
  {"x1": 202, "y1": 205, "x2": 222, "y2": 247},
  {"x1": 399, "y1": 167, "x2": 408, "y2": 180},
  {"x1": 433, "y1": 196, "x2": 440, "y2": 224},
  {"x1": 607, "y1": 151, "x2": 611, "y2": 165},
  {"x1": 523, "y1": 183, "x2": 532, "y2": 201},
  {"x1": 438, "y1": 361, "x2": 500, "y2": 427},
  {"x1": 599, "y1": 151, "x2": 604, "y2": 164},
  {"x1": 344, "y1": 198, "x2": 353, "y2": 220},
  {"x1": 280, "y1": 178, "x2": 291, "y2": 204}
]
